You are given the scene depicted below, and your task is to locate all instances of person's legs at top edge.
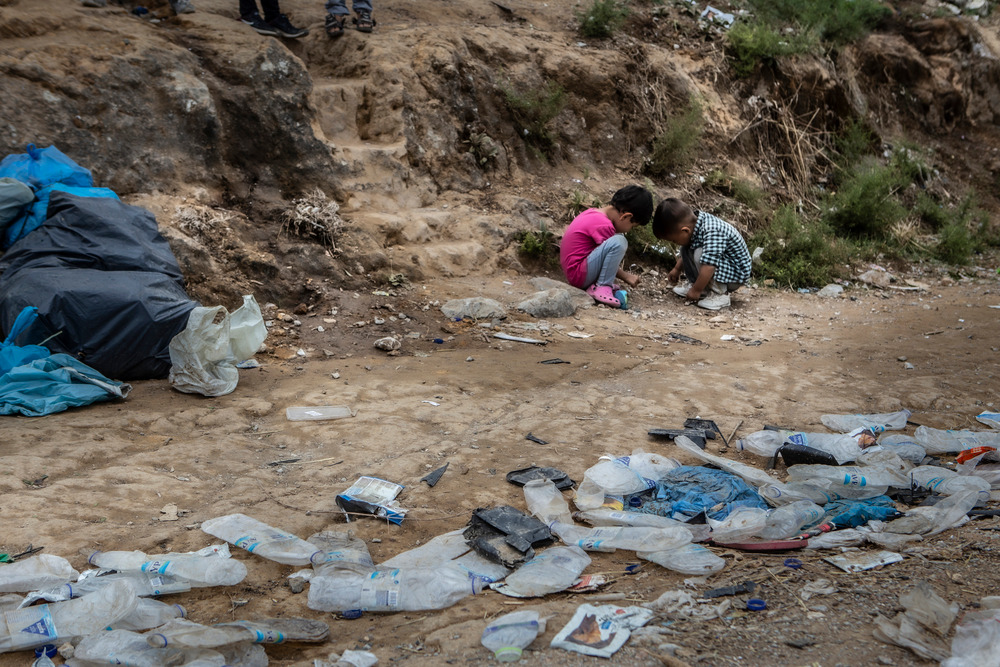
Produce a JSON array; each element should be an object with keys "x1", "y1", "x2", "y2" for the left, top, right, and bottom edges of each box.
[
  {"x1": 583, "y1": 235, "x2": 627, "y2": 307},
  {"x1": 352, "y1": 0, "x2": 375, "y2": 31}
]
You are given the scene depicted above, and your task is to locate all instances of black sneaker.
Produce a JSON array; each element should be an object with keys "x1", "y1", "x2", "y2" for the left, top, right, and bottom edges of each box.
[
  {"x1": 241, "y1": 12, "x2": 279, "y2": 36},
  {"x1": 268, "y1": 14, "x2": 309, "y2": 38}
]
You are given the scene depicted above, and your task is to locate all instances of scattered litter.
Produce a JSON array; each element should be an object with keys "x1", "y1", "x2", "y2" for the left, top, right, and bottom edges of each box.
[
  {"x1": 746, "y1": 598, "x2": 766, "y2": 611},
  {"x1": 493, "y1": 546, "x2": 590, "y2": 598},
  {"x1": 720, "y1": 335, "x2": 736, "y2": 341},
  {"x1": 566, "y1": 574, "x2": 609, "y2": 593},
  {"x1": 701, "y1": 580, "x2": 756, "y2": 599},
  {"x1": 286, "y1": 405, "x2": 353, "y2": 422},
  {"x1": 539, "y1": 358, "x2": 570, "y2": 364},
  {"x1": 549, "y1": 603, "x2": 653, "y2": 658},
  {"x1": 465, "y1": 506, "x2": 553, "y2": 568},
  {"x1": 700, "y1": 5, "x2": 735, "y2": 27},
  {"x1": 235, "y1": 359, "x2": 260, "y2": 369},
  {"x1": 823, "y1": 550, "x2": 903, "y2": 572},
  {"x1": 506, "y1": 466, "x2": 574, "y2": 490},
  {"x1": 783, "y1": 558, "x2": 802, "y2": 569},
  {"x1": 335, "y1": 477, "x2": 408, "y2": 525},
  {"x1": 525, "y1": 432, "x2": 548, "y2": 445},
  {"x1": 976, "y1": 412, "x2": 1000, "y2": 429},
  {"x1": 799, "y1": 579, "x2": 838, "y2": 601},
  {"x1": 668, "y1": 332, "x2": 703, "y2": 345},
  {"x1": 494, "y1": 333, "x2": 546, "y2": 345},
  {"x1": 268, "y1": 458, "x2": 301, "y2": 466},
  {"x1": 421, "y1": 463, "x2": 449, "y2": 488},
  {"x1": 373, "y1": 337, "x2": 401, "y2": 351},
  {"x1": 874, "y1": 581, "x2": 957, "y2": 662},
  {"x1": 481, "y1": 610, "x2": 545, "y2": 662},
  {"x1": 566, "y1": 332, "x2": 593, "y2": 339},
  {"x1": 645, "y1": 590, "x2": 730, "y2": 620},
  {"x1": 421, "y1": 400, "x2": 440, "y2": 406}
]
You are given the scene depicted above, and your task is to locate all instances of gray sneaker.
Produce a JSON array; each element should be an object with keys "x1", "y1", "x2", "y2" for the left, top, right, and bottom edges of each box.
[
  {"x1": 697, "y1": 293, "x2": 731, "y2": 310},
  {"x1": 672, "y1": 283, "x2": 692, "y2": 297}
]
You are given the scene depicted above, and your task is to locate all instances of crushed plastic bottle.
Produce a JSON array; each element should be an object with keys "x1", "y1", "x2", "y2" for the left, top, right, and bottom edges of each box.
[
  {"x1": 638, "y1": 543, "x2": 726, "y2": 574},
  {"x1": 785, "y1": 464, "x2": 908, "y2": 490},
  {"x1": 876, "y1": 434, "x2": 928, "y2": 464},
  {"x1": 201, "y1": 513, "x2": 323, "y2": 566},
  {"x1": 74, "y1": 629, "x2": 226, "y2": 667},
  {"x1": 66, "y1": 570, "x2": 192, "y2": 598},
  {"x1": 821, "y1": 409, "x2": 911, "y2": 433},
  {"x1": 548, "y1": 521, "x2": 692, "y2": 553},
  {"x1": 380, "y1": 530, "x2": 509, "y2": 585},
  {"x1": 577, "y1": 450, "x2": 681, "y2": 499},
  {"x1": 309, "y1": 531, "x2": 376, "y2": 576},
  {"x1": 148, "y1": 616, "x2": 329, "y2": 648},
  {"x1": 523, "y1": 479, "x2": 574, "y2": 524},
  {"x1": 572, "y1": 509, "x2": 712, "y2": 541},
  {"x1": 88, "y1": 550, "x2": 247, "y2": 588},
  {"x1": 758, "y1": 500, "x2": 825, "y2": 539},
  {"x1": 708, "y1": 507, "x2": 769, "y2": 543},
  {"x1": 907, "y1": 466, "x2": 991, "y2": 501},
  {"x1": 914, "y1": 426, "x2": 1000, "y2": 454},
  {"x1": 307, "y1": 566, "x2": 484, "y2": 613},
  {"x1": 112, "y1": 597, "x2": 186, "y2": 631},
  {"x1": 0, "y1": 580, "x2": 138, "y2": 653},
  {"x1": 497, "y1": 546, "x2": 591, "y2": 598},
  {"x1": 757, "y1": 481, "x2": 841, "y2": 506},
  {"x1": 480, "y1": 610, "x2": 546, "y2": 662},
  {"x1": 737, "y1": 429, "x2": 876, "y2": 464},
  {"x1": 0, "y1": 554, "x2": 78, "y2": 594}
]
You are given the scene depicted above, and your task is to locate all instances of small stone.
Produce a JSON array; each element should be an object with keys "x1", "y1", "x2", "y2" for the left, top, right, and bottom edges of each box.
[
  {"x1": 897, "y1": 356, "x2": 907, "y2": 362},
  {"x1": 332, "y1": 372, "x2": 340, "y2": 379},
  {"x1": 466, "y1": 356, "x2": 474, "y2": 362},
  {"x1": 371, "y1": 538, "x2": 382, "y2": 543},
  {"x1": 904, "y1": 362, "x2": 915, "y2": 370},
  {"x1": 288, "y1": 578, "x2": 305, "y2": 594}
]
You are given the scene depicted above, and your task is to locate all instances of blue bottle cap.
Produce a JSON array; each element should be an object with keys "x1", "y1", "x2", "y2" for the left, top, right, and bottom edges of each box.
[
  {"x1": 628, "y1": 496, "x2": 642, "y2": 507},
  {"x1": 784, "y1": 558, "x2": 802, "y2": 569},
  {"x1": 746, "y1": 598, "x2": 766, "y2": 611},
  {"x1": 342, "y1": 609, "x2": 363, "y2": 619},
  {"x1": 35, "y1": 645, "x2": 57, "y2": 658}
]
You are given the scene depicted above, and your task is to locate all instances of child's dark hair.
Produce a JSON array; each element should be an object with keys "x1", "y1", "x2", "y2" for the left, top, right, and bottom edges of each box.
[
  {"x1": 610, "y1": 185, "x2": 654, "y2": 226},
  {"x1": 652, "y1": 198, "x2": 694, "y2": 239}
]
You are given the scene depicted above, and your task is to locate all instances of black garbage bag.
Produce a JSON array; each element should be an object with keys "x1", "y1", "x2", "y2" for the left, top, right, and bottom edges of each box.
[{"x1": 0, "y1": 192, "x2": 196, "y2": 380}]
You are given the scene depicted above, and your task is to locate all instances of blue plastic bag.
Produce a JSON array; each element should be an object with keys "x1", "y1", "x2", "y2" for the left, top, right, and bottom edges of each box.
[
  {"x1": 821, "y1": 496, "x2": 900, "y2": 529},
  {"x1": 629, "y1": 466, "x2": 770, "y2": 521},
  {"x1": 0, "y1": 353, "x2": 131, "y2": 417},
  {"x1": 0, "y1": 306, "x2": 49, "y2": 375},
  {"x1": 3, "y1": 184, "x2": 119, "y2": 248},
  {"x1": 0, "y1": 144, "x2": 93, "y2": 191}
]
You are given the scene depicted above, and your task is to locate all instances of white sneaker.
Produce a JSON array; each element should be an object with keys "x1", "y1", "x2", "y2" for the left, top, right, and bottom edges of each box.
[
  {"x1": 697, "y1": 293, "x2": 731, "y2": 310},
  {"x1": 672, "y1": 283, "x2": 692, "y2": 297}
]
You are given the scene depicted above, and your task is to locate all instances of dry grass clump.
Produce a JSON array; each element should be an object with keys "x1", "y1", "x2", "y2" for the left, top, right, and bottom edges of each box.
[
  {"x1": 281, "y1": 188, "x2": 344, "y2": 251},
  {"x1": 174, "y1": 205, "x2": 237, "y2": 236}
]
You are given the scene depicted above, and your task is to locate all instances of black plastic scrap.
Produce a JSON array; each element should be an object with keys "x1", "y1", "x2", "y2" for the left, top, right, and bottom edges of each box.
[
  {"x1": 648, "y1": 428, "x2": 708, "y2": 449},
  {"x1": 421, "y1": 463, "x2": 449, "y2": 487},
  {"x1": 505, "y1": 466, "x2": 575, "y2": 490},
  {"x1": 464, "y1": 505, "x2": 553, "y2": 568},
  {"x1": 525, "y1": 432, "x2": 549, "y2": 445},
  {"x1": 684, "y1": 418, "x2": 722, "y2": 441},
  {"x1": 539, "y1": 358, "x2": 571, "y2": 364},
  {"x1": 668, "y1": 332, "x2": 703, "y2": 345},
  {"x1": 701, "y1": 580, "x2": 757, "y2": 599}
]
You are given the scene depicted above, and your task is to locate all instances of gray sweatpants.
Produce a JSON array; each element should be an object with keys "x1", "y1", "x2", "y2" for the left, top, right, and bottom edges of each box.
[{"x1": 584, "y1": 234, "x2": 627, "y2": 288}]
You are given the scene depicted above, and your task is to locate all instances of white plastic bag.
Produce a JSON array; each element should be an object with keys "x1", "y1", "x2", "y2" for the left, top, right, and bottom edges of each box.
[
  {"x1": 229, "y1": 295, "x2": 267, "y2": 362},
  {"x1": 168, "y1": 306, "x2": 238, "y2": 397}
]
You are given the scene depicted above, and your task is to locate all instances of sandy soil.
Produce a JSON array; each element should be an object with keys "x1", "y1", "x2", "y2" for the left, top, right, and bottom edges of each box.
[{"x1": 2, "y1": 261, "x2": 999, "y2": 666}]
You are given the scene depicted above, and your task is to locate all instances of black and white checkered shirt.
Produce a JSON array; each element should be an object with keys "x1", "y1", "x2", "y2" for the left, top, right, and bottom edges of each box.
[{"x1": 690, "y1": 211, "x2": 752, "y2": 284}]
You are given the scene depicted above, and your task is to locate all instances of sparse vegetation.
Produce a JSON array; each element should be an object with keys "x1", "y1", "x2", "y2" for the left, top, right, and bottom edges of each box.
[
  {"x1": 501, "y1": 79, "x2": 567, "y2": 153},
  {"x1": 726, "y1": 22, "x2": 816, "y2": 78},
  {"x1": 465, "y1": 132, "x2": 500, "y2": 167},
  {"x1": 566, "y1": 189, "x2": 602, "y2": 218},
  {"x1": 646, "y1": 98, "x2": 703, "y2": 176},
  {"x1": 749, "y1": 205, "x2": 850, "y2": 287},
  {"x1": 281, "y1": 188, "x2": 344, "y2": 251},
  {"x1": 516, "y1": 221, "x2": 558, "y2": 263},
  {"x1": 704, "y1": 170, "x2": 767, "y2": 211},
  {"x1": 577, "y1": 0, "x2": 630, "y2": 38}
]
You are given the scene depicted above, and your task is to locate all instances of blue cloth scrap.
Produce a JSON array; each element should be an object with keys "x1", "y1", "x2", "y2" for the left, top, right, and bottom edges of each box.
[
  {"x1": 628, "y1": 465, "x2": 769, "y2": 521},
  {"x1": 0, "y1": 353, "x2": 131, "y2": 417},
  {"x1": 821, "y1": 495, "x2": 900, "y2": 529}
]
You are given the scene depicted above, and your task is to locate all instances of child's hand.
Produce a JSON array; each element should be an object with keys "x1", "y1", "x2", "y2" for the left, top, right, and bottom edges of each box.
[
  {"x1": 622, "y1": 272, "x2": 641, "y2": 287},
  {"x1": 667, "y1": 268, "x2": 681, "y2": 284},
  {"x1": 685, "y1": 287, "x2": 703, "y2": 300}
]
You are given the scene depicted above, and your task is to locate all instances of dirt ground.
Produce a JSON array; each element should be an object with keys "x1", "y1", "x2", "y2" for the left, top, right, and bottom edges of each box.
[{"x1": 2, "y1": 261, "x2": 999, "y2": 666}]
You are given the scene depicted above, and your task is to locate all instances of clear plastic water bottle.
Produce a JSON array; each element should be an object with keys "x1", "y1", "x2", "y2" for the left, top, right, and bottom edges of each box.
[
  {"x1": 498, "y1": 546, "x2": 591, "y2": 598},
  {"x1": 480, "y1": 610, "x2": 545, "y2": 662},
  {"x1": 0, "y1": 554, "x2": 78, "y2": 594},
  {"x1": 821, "y1": 409, "x2": 911, "y2": 433},
  {"x1": 379, "y1": 530, "x2": 509, "y2": 585},
  {"x1": 112, "y1": 597, "x2": 186, "y2": 631},
  {"x1": 200, "y1": 513, "x2": 323, "y2": 566},
  {"x1": 88, "y1": 550, "x2": 247, "y2": 588},
  {"x1": 914, "y1": 426, "x2": 1000, "y2": 454},
  {"x1": 638, "y1": 543, "x2": 726, "y2": 574},
  {"x1": 57, "y1": 571, "x2": 191, "y2": 599},
  {"x1": 757, "y1": 481, "x2": 841, "y2": 505},
  {"x1": 0, "y1": 580, "x2": 138, "y2": 653},
  {"x1": 309, "y1": 531, "x2": 375, "y2": 576},
  {"x1": 785, "y1": 464, "x2": 907, "y2": 490},
  {"x1": 307, "y1": 566, "x2": 484, "y2": 613},
  {"x1": 737, "y1": 429, "x2": 873, "y2": 464},
  {"x1": 758, "y1": 500, "x2": 825, "y2": 539},
  {"x1": 908, "y1": 465, "x2": 991, "y2": 500},
  {"x1": 148, "y1": 616, "x2": 328, "y2": 648},
  {"x1": 548, "y1": 521, "x2": 692, "y2": 553},
  {"x1": 572, "y1": 509, "x2": 712, "y2": 541},
  {"x1": 876, "y1": 435, "x2": 927, "y2": 464},
  {"x1": 75, "y1": 629, "x2": 227, "y2": 667}
]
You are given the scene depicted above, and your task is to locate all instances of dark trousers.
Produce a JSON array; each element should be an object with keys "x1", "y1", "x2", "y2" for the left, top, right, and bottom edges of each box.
[{"x1": 240, "y1": 0, "x2": 280, "y2": 21}]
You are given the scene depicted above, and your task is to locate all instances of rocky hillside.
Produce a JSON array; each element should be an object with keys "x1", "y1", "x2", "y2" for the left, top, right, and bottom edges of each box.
[{"x1": 1, "y1": 0, "x2": 998, "y2": 306}]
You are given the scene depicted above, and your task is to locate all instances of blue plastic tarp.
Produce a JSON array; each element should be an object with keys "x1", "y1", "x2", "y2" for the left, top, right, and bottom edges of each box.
[
  {"x1": 821, "y1": 496, "x2": 900, "y2": 529},
  {"x1": 629, "y1": 465, "x2": 770, "y2": 521},
  {"x1": 0, "y1": 353, "x2": 131, "y2": 417},
  {"x1": 0, "y1": 306, "x2": 49, "y2": 375}
]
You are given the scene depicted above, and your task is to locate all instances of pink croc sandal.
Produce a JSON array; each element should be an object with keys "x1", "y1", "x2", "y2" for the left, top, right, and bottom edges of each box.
[{"x1": 587, "y1": 284, "x2": 621, "y2": 308}]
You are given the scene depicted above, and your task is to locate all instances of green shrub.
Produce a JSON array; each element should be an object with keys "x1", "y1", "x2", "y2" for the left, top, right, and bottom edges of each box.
[
  {"x1": 889, "y1": 144, "x2": 932, "y2": 186},
  {"x1": 744, "y1": 0, "x2": 890, "y2": 45},
  {"x1": 822, "y1": 159, "x2": 907, "y2": 239},
  {"x1": 914, "y1": 191, "x2": 949, "y2": 231},
  {"x1": 705, "y1": 169, "x2": 766, "y2": 210},
  {"x1": 578, "y1": 0, "x2": 629, "y2": 38},
  {"x1": 516, "y1": 222, "x2": 558, "y2": 262},
  {"x1": 726, "y1": 21, "x2": 816, "y2": 77},
  {"x1": 501, "y1": 80, "x2": 567, "y2": 152},
  {"x1": 566, "y1": 189, "x2": 603, "y2": 218},
  {"x1": 936, "y1": 220, "x2": 975, "y2": 264},
  {"x1": 626, "y1": 222, "x2": 675, "y2": 266},
  {"x1": 833, "y1": 119, "x2": 878, "y2": 173},
  {"x1": 647, "y1": 99, "x2": 703, "y2": 176},
  {"x1": 750, "y1": 205, "x2": 849, "y2": 287}
]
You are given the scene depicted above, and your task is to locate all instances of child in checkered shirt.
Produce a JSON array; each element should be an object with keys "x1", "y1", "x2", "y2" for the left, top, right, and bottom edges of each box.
[{"x1": 652, "y1": 198, "x2": 751, "y2": 311}]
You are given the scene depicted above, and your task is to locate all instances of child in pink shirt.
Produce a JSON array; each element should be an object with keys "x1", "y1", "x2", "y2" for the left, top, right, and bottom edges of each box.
[{"x1": 559, "y1": 185, "x2": 653, "y2": 308}]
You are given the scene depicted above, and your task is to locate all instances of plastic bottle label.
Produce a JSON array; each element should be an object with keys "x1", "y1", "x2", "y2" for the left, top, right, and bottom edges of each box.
[
  {"x1": 785, "y1": 433, "x2": 809, "y2": 447},
  {"x1": 842, "y1": 472, "x2": 867, "y2": 488},
  {"x1": 233, "y1": 623, "x2": 286, "y2": 644},
  {"x1": 141, "y1": 560, "x2": 171, "y2": 574},
  {"x1": 3, "y1": 605, "x2": 57, "y2": 650},
  {"x1": 359, "y1": 571, "x2": 402, "y2": 610}
]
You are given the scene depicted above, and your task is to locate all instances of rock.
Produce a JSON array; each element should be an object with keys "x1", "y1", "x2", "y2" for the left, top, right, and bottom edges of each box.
[
  {"x1": 374, "y1": 337, "x2": 401, "y2": 351},
  {"x1": 858, "y1": 269, "x2": 892, "y2": 288},
  {"x1": 965, "y1": 0, "x2": 988, "y2": 14},
  {"x1": 529, "y1": 277, "x2": 592, "y2": 308},
  {"x1": 517, "y1": 288, "x2": 576, "y2": 318},
  {"x1": 440, "y1": 297, "x2": 507, "y2": 320},
  {"x1": 817, "y1": 284, "x2": 844, "y2": 298}
]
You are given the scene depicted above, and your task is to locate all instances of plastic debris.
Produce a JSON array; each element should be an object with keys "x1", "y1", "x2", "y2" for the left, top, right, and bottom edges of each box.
[
  {"x1": 492, "y1": 546, "x2": 590, "y2": 598},
  {"x1": 823, "y1": 550, "x2": 903, "y2": 572},
  {"x1": 464, "y1": 505, "x2": 553, "y2": 567},
  {"x1": 481, "y1": 610, "x2": 545, "y2": 662},
  {"x1": 549, "y1": 603, "x2": 653, "y2": 658},
  {"x1": 336, "y1": 477, "x2": 408, "y2": 525},
  {"x1": 507, "y1": 466, "x2": 574, "y2": 490},
  {"x1": 421, "y1": 463, "x2": 448, "y2": 487},
  {"x1": 874, "y1": 581, "x2": 957, "y2": 662}
]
